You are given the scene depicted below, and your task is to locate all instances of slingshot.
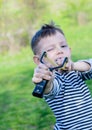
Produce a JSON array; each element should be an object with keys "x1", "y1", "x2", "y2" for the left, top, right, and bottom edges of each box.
[{"x1": 32, "y1": 51, "x2": 68, "y2": 98}]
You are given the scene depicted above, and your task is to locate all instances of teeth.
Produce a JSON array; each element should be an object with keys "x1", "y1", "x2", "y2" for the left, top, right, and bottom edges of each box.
[
  {"x1": 56, "y1": 57, "x2": 61, "y2": 61},
  {"x1": 55, "y1": 58, "x2": 64, "y2": 65}
]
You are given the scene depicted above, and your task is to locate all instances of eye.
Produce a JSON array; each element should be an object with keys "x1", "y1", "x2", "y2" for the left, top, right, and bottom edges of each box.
[
  {"x1": 47, "y1": 47, "x2": 54, "y2": 52},
  {"x1": 61, "y1": 45, "x2": 67, "y2": 48}
]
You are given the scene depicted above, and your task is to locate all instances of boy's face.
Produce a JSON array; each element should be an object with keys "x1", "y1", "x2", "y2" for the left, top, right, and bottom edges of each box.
[{"x1": 34, "y1": 31, "x2": 71, "y2": 67}]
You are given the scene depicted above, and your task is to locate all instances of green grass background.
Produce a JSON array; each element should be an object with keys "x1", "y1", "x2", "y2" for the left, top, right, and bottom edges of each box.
[{"x1": 0, "y1": 24, "x2": 92, "y2": 130}]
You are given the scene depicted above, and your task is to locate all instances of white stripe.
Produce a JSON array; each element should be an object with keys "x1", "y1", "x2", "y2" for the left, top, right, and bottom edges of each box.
[{"x1": 45, "y1": 70, "x2": 92, "y2": 129}]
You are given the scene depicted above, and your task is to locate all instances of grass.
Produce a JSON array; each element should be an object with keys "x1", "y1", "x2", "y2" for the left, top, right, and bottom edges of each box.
[
  {"x1": 0, "y1": 48, "x2": 55, "y2": 130},
  {"x1": 0, "y1": 24, "x2": 92, "y2": 130}
]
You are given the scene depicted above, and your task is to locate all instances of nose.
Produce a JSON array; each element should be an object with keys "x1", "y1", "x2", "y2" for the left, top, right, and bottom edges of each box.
[{"x1": 56, "y1": 46, "x2": 63, "y2": 54}]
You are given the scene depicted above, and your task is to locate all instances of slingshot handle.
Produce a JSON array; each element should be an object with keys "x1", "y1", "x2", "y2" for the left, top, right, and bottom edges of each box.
[{"x1": 32, "y1": 79, "x2": 48, "y2": 98}]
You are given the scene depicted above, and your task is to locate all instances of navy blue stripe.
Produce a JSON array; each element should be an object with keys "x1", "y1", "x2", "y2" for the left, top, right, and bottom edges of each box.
[{"x1": 45, "y1": 70, "x2": 92, "y2": 129}]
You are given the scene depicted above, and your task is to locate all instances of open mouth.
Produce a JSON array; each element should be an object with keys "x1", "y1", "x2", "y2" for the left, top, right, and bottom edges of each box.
[{"x1": 55, "y1": 57, "x2": 65, "y2": 65}]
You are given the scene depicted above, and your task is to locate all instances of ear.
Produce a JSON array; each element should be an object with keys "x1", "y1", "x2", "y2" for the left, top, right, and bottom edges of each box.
[{"x1": 33, "y1": 55, "x2": 40, "y2": 65}]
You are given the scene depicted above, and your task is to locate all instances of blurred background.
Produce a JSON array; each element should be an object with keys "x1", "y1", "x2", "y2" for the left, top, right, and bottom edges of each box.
[{"x1": 0, "y1": 0, "x2": 92, "y2": 130}]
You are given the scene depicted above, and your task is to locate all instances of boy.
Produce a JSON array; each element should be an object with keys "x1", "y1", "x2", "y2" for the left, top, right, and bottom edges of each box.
[{"x1": 31, "y1": 22, "x2": 92, "y2": 129}]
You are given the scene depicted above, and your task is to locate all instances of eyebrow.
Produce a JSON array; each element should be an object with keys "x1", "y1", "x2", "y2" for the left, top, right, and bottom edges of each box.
[{"x1": 59, "y1": 41, "x2": 67, "y2": 44}]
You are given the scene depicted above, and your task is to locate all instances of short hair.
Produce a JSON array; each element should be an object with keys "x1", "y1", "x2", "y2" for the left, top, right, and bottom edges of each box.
[{"x1": 31, "y1": 22, "x2": 65, "y2": 55}]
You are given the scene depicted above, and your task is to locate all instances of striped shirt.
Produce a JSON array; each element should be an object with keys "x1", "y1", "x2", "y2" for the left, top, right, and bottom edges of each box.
[{"x1": 44, "y1": 59, "x2": 92, "y2": 130}]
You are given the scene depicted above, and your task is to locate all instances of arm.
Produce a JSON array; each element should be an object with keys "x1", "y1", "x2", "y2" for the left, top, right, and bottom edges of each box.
[
  {"x1": 61, "y1": 58, "x2": 90, "y2": 72},
  {"x1": 44, "y1": 59, "x2": 92, "y2": 95},
  {"x1": 73, "y1": 60, "x2": 91, "y2": 72},
  {"x1": 73, "y1": 59, "x2": 92, "y2": 80},
  {"x1": 62, "y1": 58, "x2": 92, "y2": 80},
  {"x1": 43, "y1": 73, "x2": 63, "y2": 99}
]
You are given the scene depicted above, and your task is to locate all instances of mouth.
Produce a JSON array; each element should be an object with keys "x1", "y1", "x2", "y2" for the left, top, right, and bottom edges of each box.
[{"x1": 55, "y1": 57, "x2": 65, "y2": 65}]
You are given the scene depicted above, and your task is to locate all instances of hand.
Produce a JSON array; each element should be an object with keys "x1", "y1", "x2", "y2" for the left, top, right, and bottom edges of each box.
[
  {"x1": 63, "y1": 58, "x2": 74, "y2": 71},
  {"x1": 32, "y1": 63, "x2": 53, "y2": 83},
  {"x1": 56, "y1": 58, "x2": 74, "y2": 71}
]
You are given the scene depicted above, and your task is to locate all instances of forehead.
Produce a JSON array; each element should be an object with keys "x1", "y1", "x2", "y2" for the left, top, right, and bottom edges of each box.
[{"x1": 38, "y1": 31, "x2": 66, "y2": 47}]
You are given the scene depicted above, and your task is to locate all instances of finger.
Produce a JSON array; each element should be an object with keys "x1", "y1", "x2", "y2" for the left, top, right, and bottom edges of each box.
[
  {"x1": 65, "y1": 60, "x2": 73, "y2": 71},
  {"x1": 42, "y1": 74, "x2": 52, "y2": 80},
  {"x1": 34, "y1": 65, "x2": 49, "y2": 75},
  {"x1": 35, "y1": 66, "x2": 53, "y2": 76},
  {"x1": 32, "y1": 73, "x2": 52, "y2": 83},
  {"x1": 39, "y1": 63, "x2": 49, "y2": 70},
  {"x1": 32, "y1": 77, "x2": 42, "y2": 83},
  {"x1": 34, "y1": 70, "x2": 52, "y2": 80}
]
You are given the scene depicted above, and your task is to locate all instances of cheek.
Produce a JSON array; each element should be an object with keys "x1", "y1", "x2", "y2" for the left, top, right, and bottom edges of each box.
[
  {"x1": 48, "y1": 53, "x2": 54, "y2": 59},
  {"x1": 65, "y1": 49, "x2": 71, "y2": 57},
  {"x1": 46, "y1": 53, "x2": 56, "y2": 63}
]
